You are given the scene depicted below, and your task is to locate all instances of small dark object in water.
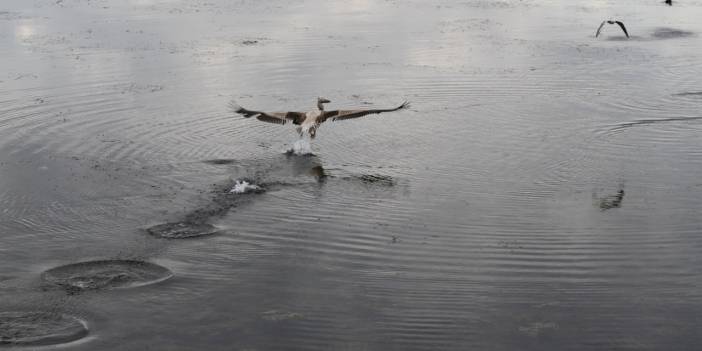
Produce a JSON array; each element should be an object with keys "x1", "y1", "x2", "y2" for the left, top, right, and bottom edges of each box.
[
  {"x1": 42, "y1": 260, "x2": 173, "y2": 291},
  {"x1": 0, "y1": 311, "x2": 88, "y2": 346},
  {"x1": 147, "y1": 222, "x2": 219, "y2": 239},
  {"x1": 203, "y1": 159, "x2": 236, "y2": 165},
  {"x1": 357, "y1": 174, "x2": 395, "y2": 186},
  {"x1": 596, "y1": 20, "x2": 629, "y2": 38},
  {"x1": 597, "y1": 189, "x2": 625, "y2": 210},
  {"x1": 242, "y1": 40, "x2": 258, "y2": 45},
  {"x1": 309, "y1": 165, "x2": 327, "y2": 181},
  {"x1": 665, "y1": 0, "x2": 672, "y2": 6}
]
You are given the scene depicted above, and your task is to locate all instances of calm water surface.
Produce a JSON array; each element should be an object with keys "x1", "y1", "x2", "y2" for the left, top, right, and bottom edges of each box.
[{"x1": 2, "y1": 0, "x2": 702, "y2": 349}]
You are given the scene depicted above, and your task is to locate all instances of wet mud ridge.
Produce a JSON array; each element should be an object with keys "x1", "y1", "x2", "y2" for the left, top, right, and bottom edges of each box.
[
  {"x1": 146, "y1": 177, "x2": 269, "y2": 239},
  {"x1": 0, "y1": 311, "x2": 89, "y2": 347},
  {"x1": 42, "y1": 260, "x2": 173, "y2": 292}
]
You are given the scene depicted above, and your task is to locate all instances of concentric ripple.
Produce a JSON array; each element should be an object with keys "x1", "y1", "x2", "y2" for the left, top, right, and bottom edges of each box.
[
  {"x1": 0, "y1": 311, "x2": 88, "y2": 347},
  {"x1": 42, "y1": 260, "x2": 173, "y2": 291}
]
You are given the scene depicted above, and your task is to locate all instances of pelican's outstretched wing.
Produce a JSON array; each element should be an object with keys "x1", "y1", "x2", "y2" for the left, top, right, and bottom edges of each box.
[
  {"x1": 322, "y1": 101, "x2": 410, "y2": 122},
  {"x1": 614, "y1": 21, "x2": 629, "y2": 38},
  {"x1": 595, "y1": 20, "x2": 607, "y2": 37},
  {"x1": 229, "y1": 101, "x2": 306, "y2": 125}
]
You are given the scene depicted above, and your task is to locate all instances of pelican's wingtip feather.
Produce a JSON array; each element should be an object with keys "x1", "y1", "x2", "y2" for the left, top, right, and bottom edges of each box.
[
  {"x1": 228, "y1": 100, "x2": 242, "y2": 112},
  {"x1": 229, "y1": 101, "x2": 258, "y2": 118}
]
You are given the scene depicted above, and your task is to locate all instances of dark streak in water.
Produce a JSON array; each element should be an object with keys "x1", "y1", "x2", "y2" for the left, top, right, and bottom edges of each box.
[
  {"x1": 609, "y1": 116, "x2": 702, "y2": 132},
  {"x1": 652, "y1": 27, "x2": 695, "y2": 39},
  {"x1": 202, "y1": 159, "x2": 238, "y2": 165},
  {"x1": 673, "y1": 92, "x2": 702, "y2": 97}
]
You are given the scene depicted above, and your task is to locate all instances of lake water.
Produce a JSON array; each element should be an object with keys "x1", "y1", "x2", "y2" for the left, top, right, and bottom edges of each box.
[{"x1": 1, "y1": 0, "x2": 702, "y2": 349}]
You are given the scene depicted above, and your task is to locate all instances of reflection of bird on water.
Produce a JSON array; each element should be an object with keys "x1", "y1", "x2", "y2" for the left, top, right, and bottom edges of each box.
[
  {"x1": 309, "y1": 165, "x2": 327, "y2": 182},
  {"x1": 595, "y1": 20, "x2": 630, "y2": 38},
  {"x1": 230, "y1": 97, "x2": 409, "y2": 139}
]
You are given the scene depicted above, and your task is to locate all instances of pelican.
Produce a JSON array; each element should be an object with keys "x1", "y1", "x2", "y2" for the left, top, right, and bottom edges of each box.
[
  {"x1": 230, "y1": 97, "x2": 410, "y2": 138},
  {"x1": 596, "y1": 20, "x2": 630, "y2": 38}
]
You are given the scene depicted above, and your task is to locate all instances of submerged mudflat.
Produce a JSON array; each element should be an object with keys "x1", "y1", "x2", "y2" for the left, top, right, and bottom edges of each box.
[
  {"x1": 0, "y1": 312, "x2": 88, "y2": 347},
  {"x1": 42, "y1": 260, "x2": 173, "y2": 291},
  {"x1": 1, "y1": 0, "x2": 702, "y2": 350}
]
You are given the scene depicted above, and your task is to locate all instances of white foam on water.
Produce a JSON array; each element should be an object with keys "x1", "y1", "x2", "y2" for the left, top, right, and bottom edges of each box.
[
  {"x1": 284, "y1": 136, "x2": 313, "y2": 156},
  {"x1": 230, "y1": 180, "x2": 261, "y2": 194}
]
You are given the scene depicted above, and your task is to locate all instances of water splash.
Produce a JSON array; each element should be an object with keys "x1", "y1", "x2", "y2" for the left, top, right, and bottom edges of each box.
[
  {"x1": 285, "y1": 136, "x2": 313, "y2": 156},
  {"x1": 230, "y1": 180, "x2": 261, "y2": 194}
]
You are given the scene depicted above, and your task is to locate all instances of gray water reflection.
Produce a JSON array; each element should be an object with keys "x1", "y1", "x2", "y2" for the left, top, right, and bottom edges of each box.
[{"x1": 2, "y1": 0, "x2": 702, "y2": 350}]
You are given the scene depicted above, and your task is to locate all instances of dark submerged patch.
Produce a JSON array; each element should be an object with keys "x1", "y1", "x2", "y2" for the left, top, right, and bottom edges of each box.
[
  {"x1": 355, "y1": 174, "x2": 396, "y2": 186},
  {"x1": 42, "y1": 260, "x2": 173, "y2": 291},
  {"x1": 147, "y1": 222, "x2": 220, "y2": 239},
  {"x1": 652, "y1": 27, "x2": 694, "y2": 39},
  {"x1": 203, "y1": 159, "x2": 237, "y2": 165},
  {"x1": 0, "y1": 311, "x2": 88, "y2": 346}
]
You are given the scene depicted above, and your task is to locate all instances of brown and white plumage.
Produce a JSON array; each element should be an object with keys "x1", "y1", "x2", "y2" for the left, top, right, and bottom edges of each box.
[
  {"x1": 595, "y1": 20, "x2": 630, "y2": 38},
  {"x1": 230, "y1": 97, "x2": 410, "y2": 138}
]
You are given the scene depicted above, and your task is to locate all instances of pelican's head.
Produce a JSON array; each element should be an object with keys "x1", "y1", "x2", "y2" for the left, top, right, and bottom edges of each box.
[{"x1": 317, "y1": 97, "x2": 331, "y2": 110}]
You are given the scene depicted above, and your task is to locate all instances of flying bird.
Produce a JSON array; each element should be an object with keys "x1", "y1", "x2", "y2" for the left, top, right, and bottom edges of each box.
[
  {"x1": 230, "y1": 97, "x2": 410, "y2": 138},
  {"x1": 595, "y1": 20, "x2": 630, "y2": 38}
]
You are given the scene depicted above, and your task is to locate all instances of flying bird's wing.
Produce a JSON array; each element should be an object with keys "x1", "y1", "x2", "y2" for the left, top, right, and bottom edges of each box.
[
  {"x1": 229, "y1": 101, "x2": 306, "y2": 125},
  {"x1": 595, "y1": 20, "x2": 606, "y2": 37},
  {"x1": 614, "y1": 21, "x2": 629, "y2": 38},
  {"x1": 322, "y1": 101, "x2": 410, "y2": 122}
]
